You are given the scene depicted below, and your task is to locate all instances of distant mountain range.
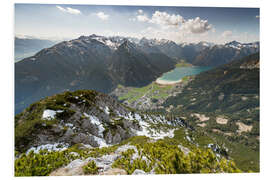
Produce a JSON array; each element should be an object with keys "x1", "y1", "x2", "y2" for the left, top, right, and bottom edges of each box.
[
  {"x1": 15, "y1": 37, "x2": 57, "y2": 62},
  {"x1": 15, "y1": 34, "x2": 259, "y2": 114},
  {"x1": 192, "y1": 41, "x2": 259, "y2": 66}
]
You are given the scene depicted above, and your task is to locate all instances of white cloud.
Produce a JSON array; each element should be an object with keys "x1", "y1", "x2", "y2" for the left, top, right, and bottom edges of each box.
[
  {"x1": 150, "y1": 11, "x2": 184, "y2": 26},
  {"x1": 180, "y1": 17, "x2": 212, "y2": 34},
  {"x1": 138, "y1": 9, "x2": 144, "y2": 14},
  {"x1": 56, "y1": 6, "x2": 81, "y2": 15},
  {"x1": 137, "y1": 14, "x2": 149, "y2": 22},
  {"x1": 222, "y1": 30, "x2": 233, "y2": 37},
  {"x1": 134, "y1": 11, "x2": 212, "y2": 35},
  {"x1": 96, "y1": 12, "x2": 109, "y2": 21}
]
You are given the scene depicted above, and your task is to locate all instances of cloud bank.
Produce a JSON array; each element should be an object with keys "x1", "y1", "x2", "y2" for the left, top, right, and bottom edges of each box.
[
  {"x1": 180, "y1": 17, "x2": 212, "y2": 34},
  {"x1": 135, "y1": 11, "x2": 212, "y2": 34}
]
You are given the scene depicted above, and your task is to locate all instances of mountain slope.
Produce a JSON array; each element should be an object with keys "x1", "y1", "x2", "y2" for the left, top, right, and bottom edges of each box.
[
  {"x1": 15, "y1": 37, "x2": 56, "y2": 62},
  {"x1": 15, "y1": 90, "x2": 185, "y2": 152},
  {"x1": 109, "y1": 40, "x2": 175, "y2": 86},
  {"x1": 192, "y1": 41, "x2": 259, "y2": 66},
  {"x1": 162, "y1": 53, "x2": 259, "y2": 163},
  {"x1": 15, "y1": 35, "x2": 176, "y2": 114},
  {"x1": 164, "y1": 53, "x2": 259, "y2": 113},
  {"x1": 15, "y1": 90, "x2": 242, "y2": 176}
]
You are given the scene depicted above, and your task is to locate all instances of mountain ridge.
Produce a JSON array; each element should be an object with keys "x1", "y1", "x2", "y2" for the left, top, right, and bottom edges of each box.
[{"x1": 15, "y1": 34, "x2": 260, "y2": 115}]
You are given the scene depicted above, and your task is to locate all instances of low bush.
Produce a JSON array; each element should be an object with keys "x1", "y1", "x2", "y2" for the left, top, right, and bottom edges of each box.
[{"x1": 82, "y1": 161, "x2": 98, "y2": 175}]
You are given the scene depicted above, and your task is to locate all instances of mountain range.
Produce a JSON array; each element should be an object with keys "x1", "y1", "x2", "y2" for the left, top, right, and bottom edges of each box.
[
  {"x1": 15, "y1": 34, "x2": 259, "y2": 115},
  {"x1": 14, "y1": 33, "x2": 260, "y2": 174},
  {"x1": 15, "y1": 35, "x2": 175, "y2": 114},
  {"x1": 193, "y1": 41, "x2": 259, "y2": 66},
  {"x1": 15, "y1": 37, "x2": 57, "y2": 62}
]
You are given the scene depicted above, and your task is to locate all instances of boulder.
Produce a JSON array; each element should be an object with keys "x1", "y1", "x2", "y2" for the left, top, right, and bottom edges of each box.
[
  {"x1": 100, "y1": 168, "x2": 127, "y2": 175},
  {"x1": 132, "y1": 169, "x2": 147, "y2": 175}
]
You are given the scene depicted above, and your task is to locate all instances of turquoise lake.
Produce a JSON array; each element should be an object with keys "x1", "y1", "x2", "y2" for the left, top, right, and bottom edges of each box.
[{"x1": 158, "y1": 66, "x2": 212, "y2": 82}]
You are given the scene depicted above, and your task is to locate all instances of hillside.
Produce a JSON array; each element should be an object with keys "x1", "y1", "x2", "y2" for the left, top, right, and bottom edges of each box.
[
  {"x1": 161, "y1": 53, "x2": 259, "y2": 170},
  {"x1": 15, "y1": 90, "x2": 243, "y2": 176},
  {"x1": 15, "y1": 35, "x2": 176, "y2": 114},
  {"x1": 192, "y1": 41, "x2": 259, "y2": 67},
  {"x1": 108, "y1": 40, "x2": 175, "y2": 87},
  {"x1": 15, "y1": 37, "x2": 56, "y2": 62},
  {"x1": 164, "y1": 53, "x2": 259, "y2": 115}
]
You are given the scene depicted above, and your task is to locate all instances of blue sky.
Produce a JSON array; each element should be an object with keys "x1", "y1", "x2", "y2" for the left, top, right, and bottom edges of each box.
[{"x1": 15, "y1": 4, "x2": 259, "y2": 44}]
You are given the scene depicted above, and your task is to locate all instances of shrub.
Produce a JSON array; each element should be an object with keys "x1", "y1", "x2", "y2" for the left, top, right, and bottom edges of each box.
[
  {"x1": 83, "y1": 161, "x2": 98, "y2": 175},
  {"x1": 112, "y1": 140, "x2": 242, "y2": 174},
  {"x1": 15, "y1": 150, "x2": 76, "y2": 176}
]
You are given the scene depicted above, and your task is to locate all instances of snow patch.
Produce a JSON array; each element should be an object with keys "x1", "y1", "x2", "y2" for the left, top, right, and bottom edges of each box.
[
  {"x1": 93, "y1": 136, "x2": 109, "y2": 148},
  {"x1": 84, "y1": 113, "x2": 105, "y2": 137},
  {"x1": 104, "y1": 106, "x2": 110, "y2": 115},
  {"x1": 26, "y1": 143, "x2": 69, "y2": 154},
  {"x1": 134, "y1": 113, "x2": 142, "y2": 121},
  {"x1": 134, "y1": 120, "x2": 175, "y2": 140},
  {"x1": 42, "y1": 109, "x2": 63, "y2": 120},
  {"x1": 65, "y1": 123, "x2": 73, "y2": 127}
]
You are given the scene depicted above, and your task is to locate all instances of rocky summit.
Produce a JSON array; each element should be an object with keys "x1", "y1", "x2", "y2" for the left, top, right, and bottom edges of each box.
[
  {"x1": 15, "y1": 90, "x2": 242, "y2": 176},
  {"x1": 15, "y1": 90, "x2": 184, "y2": 153}
]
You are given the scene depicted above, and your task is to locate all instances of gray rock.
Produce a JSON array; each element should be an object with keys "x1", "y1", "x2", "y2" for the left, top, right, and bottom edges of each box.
[
  {"x1": 72, "y1": 133, "x2": 98, "y2": 147},
  {"x1": 61, "y1": 128, "x2": 74, "y2": 142},
  {"x1": 104, "y1": 131, "x2": 113, "y2": 144},
  {"x1": 112, "y1": 133, "x2": 121, "y2": 144},
  {"x1": 132, "y1": 169, "x2": 147, "y2": 175},
  {"x1": 70, "y1": 152, "x2": 80, "y2": 157},
  {"x1": 218, "y1": 93, "x2": 224, "y2": 101},
  {"x1": 117, "y1": 126, "x2": 127, "y2": 139},
  {"x1": 100, "y1": 168, "x2": 127, "y2": 175},
  {"x1": 51, "y1": 125, "x2": 63, "y2": 134},
  {"x1": 81, "y1": 119, "x2": 99, "y2": 137},
  {"x1": 37, "y1": 134, "x2": 50, "y2": 144}
]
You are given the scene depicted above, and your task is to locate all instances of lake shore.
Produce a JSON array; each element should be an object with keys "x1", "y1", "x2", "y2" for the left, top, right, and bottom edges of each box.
[{"x1": 155, "y1": 78, "x2": 182, "y2": 85}]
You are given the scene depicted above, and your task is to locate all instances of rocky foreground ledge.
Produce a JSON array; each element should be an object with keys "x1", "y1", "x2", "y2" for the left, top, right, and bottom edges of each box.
[{"x1": 15, "y1": 90, "x2": 242, "y2": 176}]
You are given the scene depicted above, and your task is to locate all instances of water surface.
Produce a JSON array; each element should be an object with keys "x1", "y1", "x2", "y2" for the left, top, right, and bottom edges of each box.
[{"x1": 158, "y1": 66, "x2": 212, "y2": 82}]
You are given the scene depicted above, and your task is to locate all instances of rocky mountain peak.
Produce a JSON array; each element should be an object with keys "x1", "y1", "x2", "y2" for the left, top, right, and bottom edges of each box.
[{"x1": 15, "y1": 90, "x2": 185, "y2": 153}]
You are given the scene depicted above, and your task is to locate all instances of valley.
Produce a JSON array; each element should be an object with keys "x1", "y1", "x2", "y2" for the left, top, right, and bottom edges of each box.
[
  {"x1": 14, "y1": 34, "x2": 260, "y2": 175},
  {"x1": 13, "y1": 4, "x2": 261, "y2": 177}
]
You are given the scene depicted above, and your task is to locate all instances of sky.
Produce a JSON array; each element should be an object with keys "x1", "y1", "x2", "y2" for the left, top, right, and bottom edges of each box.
[{"x1": 14, "y1": 4, "x2": 260, "y2": 44}]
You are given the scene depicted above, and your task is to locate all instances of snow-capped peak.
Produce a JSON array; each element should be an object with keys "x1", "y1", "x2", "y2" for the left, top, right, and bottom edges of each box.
[{"x1": 225, "y1": 41, "x2": 259, "y2": 50}]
